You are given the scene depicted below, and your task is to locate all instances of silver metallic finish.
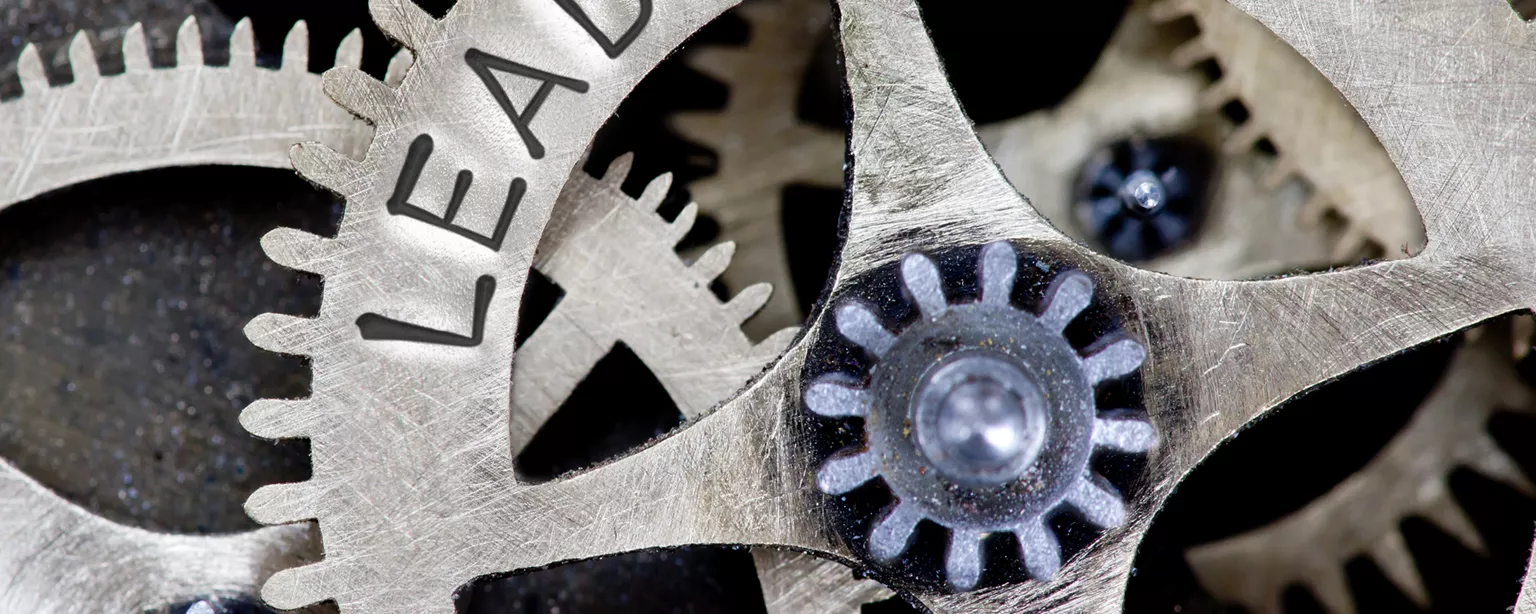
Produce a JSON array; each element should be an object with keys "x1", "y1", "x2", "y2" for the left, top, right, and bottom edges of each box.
[
  {"x1": 751, "y1": 549, "x2": 894, "y2": 614},
  {"x1": 0, "y1": 457, "x2": 317, "y2": 614},
  {"x1": 1186, "y1": 324, "x2": 1535, "y2": 614},
  {"x1": 0, "y1": 16, "x2": 375, "y2": 614},
  {"x1": 240, "y1": 0, "x2": 1536, "y2": 611},
  {"x1": 808, "y1": 245, "x2": 1154, "y2": 591},
  {"x1": 0, "y1": 16, "x2": 373, "y2": 215},
  {"x1": 512, "y1": 152, "x2": 797, "y2": 452},
  {"x1": 1119, "y1": 169, "x2": 1167, "y2": 213}
]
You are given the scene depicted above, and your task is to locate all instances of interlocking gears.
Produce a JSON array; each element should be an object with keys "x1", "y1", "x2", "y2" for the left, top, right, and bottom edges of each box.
[
  {"x1": 1186, "y1": 324, "x2": 1536, "y2": 614},
  {"x1": 805, "y1": 242, "x2": 1157, "y2": 591},
  {"x1": 0, "y1": 15, "x2": 371, "y2": 613}
]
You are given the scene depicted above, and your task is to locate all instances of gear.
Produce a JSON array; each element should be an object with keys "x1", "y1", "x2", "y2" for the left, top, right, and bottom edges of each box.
[
  {"x1": 1185, "y1": 323, "x2": 1536, "y2": 614},
  {"x1": 512, "y1": 152, "x2": 796, "y2": 452},
  {"x1": 671, "y1": 0, "x2": 843, "y2": 336},
  {"x1": 805, "y1": 242, "x2": 1156, "y2": 591},
  {"x1": 1149, "y1": 0, "x2": 1426, "y2": 260},
  {"x1": 239, "y1": 0, "x2": 1536, "y2": 612},
  {"x1": 0, "y1": 16, "x2": 375, "y2": 613}
]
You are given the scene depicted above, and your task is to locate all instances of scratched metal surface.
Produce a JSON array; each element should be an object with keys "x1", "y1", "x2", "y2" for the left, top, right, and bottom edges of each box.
[{"x1": 239, "y1": 0, "x2": 1536, "y2": 613}]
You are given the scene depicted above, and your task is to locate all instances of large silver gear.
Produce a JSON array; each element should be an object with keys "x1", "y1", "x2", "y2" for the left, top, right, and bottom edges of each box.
[
  {"x1": 0, "y1": 16, "x2": 375, "y2": 613},
  {"x1": 241, "y1": 0, "x2": 1536, "y2": 612}
]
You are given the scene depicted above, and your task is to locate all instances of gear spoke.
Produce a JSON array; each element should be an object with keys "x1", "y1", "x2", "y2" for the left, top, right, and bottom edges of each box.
[
  {"x1": 1038, "y1": 271, "x2": 1094, "y2": 334},
  {"x1": 818, "y1": 451, "x2": 882, "y2": 495},
  {"x1": 1083, "y1": 339, "x2": 1146, "y2": 385},
  {"x1": 806, "y1": 378, "x2": 873, "y2": 419},
  {"x1": 1015, "y1": 519, "x2": 1062, "y2": 581},
  {"x1": 946, "y1": 529, "x2": 985, "y2": 591},
  {"x1": 980, "y1": 242, "x2": 1019, "y2": 306},
  {"x1": 836, "y1": 302, "x2": 898, "y2": 358},
  {"x1": 1093, "y1": 414, "x2": 1159, "y2": 452},
  {"x1": 1064, "y1": 476, "x2": 1127, "y2": 529},
  {"x1": 869, "y1": 501, "x2": 923, "y2": 561},
  {"x1": 902, "y1": 253, "x2": 949, "y2": 319}
]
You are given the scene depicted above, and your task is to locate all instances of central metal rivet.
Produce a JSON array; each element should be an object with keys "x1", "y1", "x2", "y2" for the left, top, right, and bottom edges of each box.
[
  {"x1": 1120, "y1": 169, "x2": 1167, "y2": 213},
  {"x1": 915, "y1": 352, "x2": 1048, "y2": 486}
]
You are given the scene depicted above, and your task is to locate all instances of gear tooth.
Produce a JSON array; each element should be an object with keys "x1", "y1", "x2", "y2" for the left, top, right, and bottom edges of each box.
[
  {"x1": 753, "y1": 327, "x2": 799, "y2": 361},
  {"x1": 384, "y1": 48, "x2": 414, "y2": 87},
  {"x1": 868, "y1": 501, "x2": 922, "y2": 561},
  {"x1": 1016, "y1": 520, "x2": 1062, "y2": 581},
  {"x1": 15, "y1": 44, "x2": 47, "y2": 93},
  {"x1": 1419, "y1": 485, "x2": 1486, "y2": 553},
  {"x1": 1170, "y1": 35, "x2": 1214, "y2": 68},
  {"x1": 638, "y1": 172, "x2": 674, "y2": 211},
  {"x1": 335, "y1": 28, "x2": 364, "y2": 69},
  {"x1": 262, "y1": 563, "x2": 336, "y2": 611},
  {"x1": 689, "y1": 241, "x2": 737, "y2": 282},
  {"x1": 817, "y1": 450, "x2": 881, "y2": 495},
  {"x1": 1083, "y1": 338, "x2": 1146, "y2": 385},
  {"x1": 1063, "y1": 474, "x2": 1126, "y2": 529},
  {"x1": 282, "y1": 20, "x2": 311, "y2": 72},
  {"x1": 1300, "y1": 191, "x2": 1331, "y2": 225},
  {"x1": 1370, "y1": 529, "x2": 1429, "y2": 607},
  {"x1": 723, "y1": 282, "x2": 774, "y2": 324},
  {"x1": 1223, "y1": 120, "x2": 1267, "y2": 154},
  {"x1": 245, "y1": 313, "x2": 318, "y2": 356},
  {"x1": 669, "y1": 203, "x2": 700, "y2": 244},
  {"x1": 66, "y1": 31, "x2": 99, "y2": 83},
  {"x1": 1147, "y1": 0, "x2": 1195, "y2": 23},
  {"x1": 1263, "y1": 155, "x2": 1298, "y2": 190},
  {"x1": 682, "y1": 47, "x2": 749, "y2": 82},
  {"x1": 290, "y1": 141, "x2": 362, "y2": 193},
  {"x1": 668, "y1": 111, "x2": 726, "y2": 147},
  {"x1": 229, "y1": 18, "x2": 256, "y2": 67},
  {"x1": 122, "y1": 23, "x2": 151, "y2": 73},
  {"x1": 1305, "y1": 563, "x2": 1357, "y2": 614},
  {"x1": 1199, "y1": 77, "x2": 1238, "y2": 111},
  {"x1": 1467, "y1": 433, "x2": 1536, "y2": 495},
  {"x1": 176, "y1": 15, "x2": 204, "y2": 67},
  {"x1": 1093, "y1": 412, "x2": 1159, "y2": 453},
  {"x1": 369, "y1": 0, "x2": 440, "y2": 49},
  {"x1": 1330, "y1": 227, "x2": 1370, "y2": 261},
  {"x1": 324, "y1": 66, "x2": 400, "y2": 125},
  {"x1": 242, "y1": 398, "x2": 329, "y2": 440},
  {"x1": 946, "y1": 529, "x2": 984, "y2": 592},
  {"x1": 605, "y1": 152, "x2": 636, "y2": 182},
  {"x1": 246, "y1": 481, "x2": 323, "y2": 525},
  {"x1": 262, "y1": 227, "x2": 334, "y2": 274}
]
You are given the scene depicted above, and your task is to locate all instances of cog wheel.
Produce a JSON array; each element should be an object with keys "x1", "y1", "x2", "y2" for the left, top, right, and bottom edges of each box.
[
  {"x1": 806, "y1": 241, "x2": 1156, "y2": 591},
  {"x1": 510, "y1": 152, "x2": 890, "y2": 612},
  {"x1": 512, "y1": 152, "x2": 796, "y2": 452},
  {"x1": 1185, "y1": 323, "x2": 1536, "y2": 614},
  {"x1": 238, "y1": 0, "x2": 1536, "y2": 612},
  {"x1": 1148, "y1": 0, "x2": 1426, "y2": 260},
  {"x1": 0, "y1": 15, "x2": 377, "y2": 614},
  {"x1": 671, "y1": 0, "x2": 843, "y2": 336}
]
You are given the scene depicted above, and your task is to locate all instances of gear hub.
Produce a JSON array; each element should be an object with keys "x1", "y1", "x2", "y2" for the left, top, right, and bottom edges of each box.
[{"x1": 804, "y1": 241, "x2": 1158, "y2": 591}]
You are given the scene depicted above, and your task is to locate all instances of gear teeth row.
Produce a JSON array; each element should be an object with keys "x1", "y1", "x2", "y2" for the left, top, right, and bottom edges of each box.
[
  {"x1": 509, "y1": 153, "x2": 799, "y2": 452},
  {"x1": 1149, "y1": 0, "x2": 1426, "y2": 260},
  {"x1": 1186, "y1": 327, "x2": 1536, "y2": 614}
]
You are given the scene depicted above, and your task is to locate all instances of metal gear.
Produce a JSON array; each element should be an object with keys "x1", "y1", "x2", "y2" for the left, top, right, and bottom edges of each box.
[
  {"x1": 0, "y1": 16, "x2": 375, "y2": 613},
  {"x1": 239, "y1": 0, "x2": 1536, "y2": 613},
  {"x1": 671, "y1": 0, "x2": 843, "y2": 336},
  {"x1": 1148, "y1": 0, "x2": 1426, "y2": 260},
  {"x1": 805, "y1": 241, "x2": 1156, "y2": 591},
  {"x1": 1186, "y1": 323, "x2": 1536, "y2": 614}
]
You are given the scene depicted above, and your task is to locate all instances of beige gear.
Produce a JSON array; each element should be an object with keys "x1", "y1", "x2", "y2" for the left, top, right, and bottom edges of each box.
[{"x1": 1186, "y1": 322, "x2": 1535, "y2": 614}]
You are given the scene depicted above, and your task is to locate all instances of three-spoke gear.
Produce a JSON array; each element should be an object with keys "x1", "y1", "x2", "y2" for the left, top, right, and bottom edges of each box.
[{"x1": 806, "y1": 241, "x2": 1159, "y2": 591}]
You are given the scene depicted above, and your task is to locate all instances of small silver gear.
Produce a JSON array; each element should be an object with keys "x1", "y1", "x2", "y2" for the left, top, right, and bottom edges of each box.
[{"x1": 806, "y1": 241, "x2": 1157, "y2": 591}]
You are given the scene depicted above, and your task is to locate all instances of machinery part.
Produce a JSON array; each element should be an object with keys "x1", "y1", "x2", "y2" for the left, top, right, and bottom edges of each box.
[
  {"x1": 512, "y1": 152, "x2": 889, "y2": 612},
  {"x1": 672, "y1": 0, "x2": 843, "y2": 336},
  {"x1": 1073, "y1": 136, "x2": 1214, "y2": 261},
  {"x1": 1520, "y1": 545, "x2": 1536, "y2": 613},
  {"x1": 752, "y1": 549, "x2": 895, "y2": 613},
  {"x1": 512, "y1": 152, "x2": 796, "y2": 453},
  {"x1": 0, "y1": 0, "x2": 231, "y2": 92},
  {"x1": 805, "y1": 242, "x2": 1156, "y2": 591},
  {"x1": 241, "y1": 0, "x2": 755, "y2": 610},
  {"x1": 0, "y1": 15, "x2": 374, "y2": 613},
  {"x1": 0, "y1": 457, "x2": 314, "y2": 614},
  {"x1": 0, "y1": 17, "x2": 371, "y2": 214},
  {"x1": 242, "y1": 0, "x2": 1536, "y2": 612},
  {"x1": 1148, "y1": 0, "x2": 1426, "y2": 260},
  {"x1": 1186, "y1": 324, "x2": 1536, "y2": 614},
  {"x1": 978, "y1": 0, "x2": 1354, "y2": 279}
]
